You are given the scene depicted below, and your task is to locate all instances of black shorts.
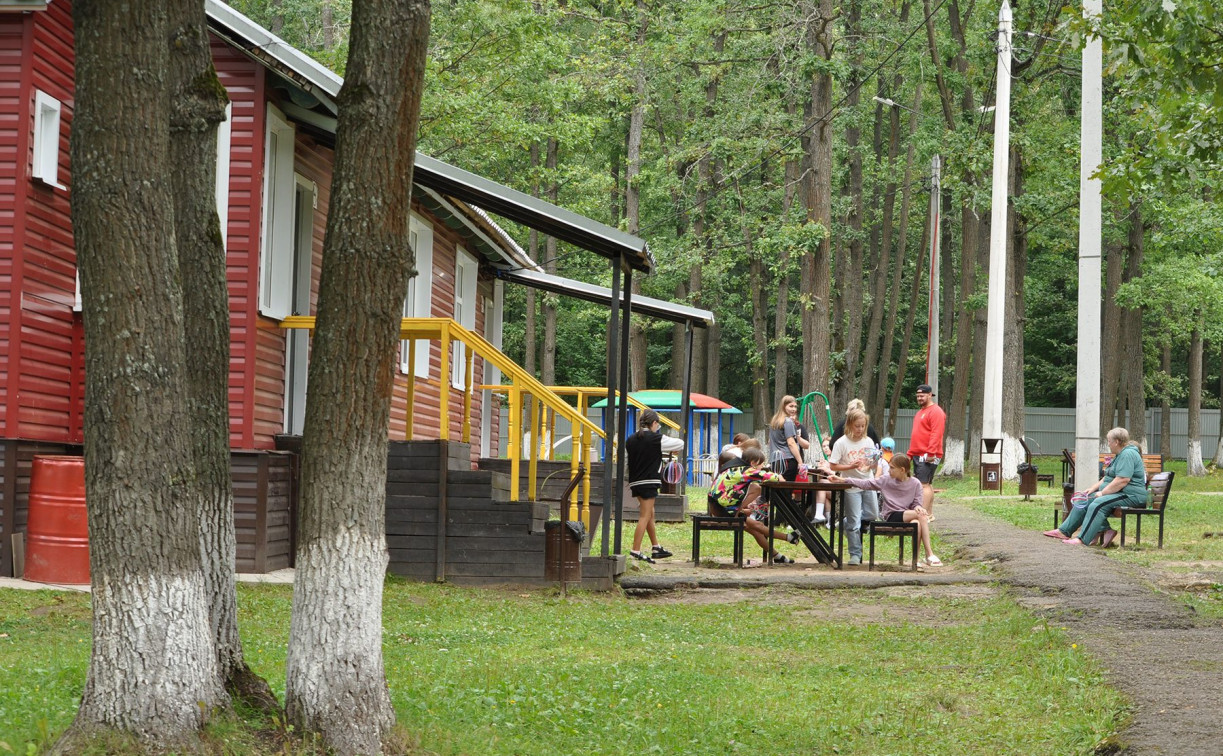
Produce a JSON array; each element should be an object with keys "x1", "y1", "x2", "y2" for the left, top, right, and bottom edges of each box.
[
  {"x1": 886, "y1": 511, "x2": 907, "y2": 523},
  {"x1": 631, "y1": 484, "x2": 660, "y2": 500},
  {"x1": 913, "y1": 459, "x2": 939, "y2": 484}
]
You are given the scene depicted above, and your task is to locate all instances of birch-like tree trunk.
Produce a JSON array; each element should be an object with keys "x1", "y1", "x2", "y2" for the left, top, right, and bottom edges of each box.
[
  {"x1": 1214, "y1": 341, "x2": 1223, "y2": 466},
  {"x1": 1187, "y1": 323, "x2": 1206, "y2": 475},
  {"x1": 1160, "y1": 340, "x2": 1173, "y2": 460},
  {"x1": 61, "y1": 0, "x2": 227, "y2": 747},
  {"x1": 284, "y1": 1, "x2": 431, "y2": 752},
  {"x1": 166, "y1": 0, "x2": 274, "y2": 706}
]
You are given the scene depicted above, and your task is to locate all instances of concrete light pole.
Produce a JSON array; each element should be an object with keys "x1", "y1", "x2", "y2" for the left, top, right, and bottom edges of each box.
[
  {"x1": 982, "y1": 0, "x2": 1012, "y2": 445},
  {"x1": 1076, "y1": 0, "x2": 1104, "y2": 477}
]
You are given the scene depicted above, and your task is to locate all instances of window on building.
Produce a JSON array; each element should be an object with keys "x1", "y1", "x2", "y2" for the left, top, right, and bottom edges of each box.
[
  {"x1": 259, "y1": 104, "x2": 296, "y2": 319},
  {"x1": 400, "y1": 216, "x2": 434, "y2": 378},
  {"x1": 32, "y1": 90, "x2": 64, "y2": 188},
  {"x1": 451, "y1": 247, "x2": 478, "y2": 389}
]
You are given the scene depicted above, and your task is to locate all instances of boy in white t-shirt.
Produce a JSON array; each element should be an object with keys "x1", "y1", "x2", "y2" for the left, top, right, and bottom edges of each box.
[{"x1": 828, "y1": 408, "x2": 880, "y2": 566}]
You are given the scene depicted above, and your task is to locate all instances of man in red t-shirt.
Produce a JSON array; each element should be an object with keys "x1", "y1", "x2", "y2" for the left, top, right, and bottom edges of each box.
[{"x1": 907, "y1": 384, "x2": 946, "y2": 518}]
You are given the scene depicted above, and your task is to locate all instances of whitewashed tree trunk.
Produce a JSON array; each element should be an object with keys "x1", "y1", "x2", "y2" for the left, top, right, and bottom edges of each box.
[
  {"x1": 62, "y1": 0, "x2": 226, "y2": 747},
  {"x1": 284, "y1": 1, "x2": 432, "y2": 752},
  {"x1": 1187, "y1": 324, "x2": 1206, "y2": 476}
]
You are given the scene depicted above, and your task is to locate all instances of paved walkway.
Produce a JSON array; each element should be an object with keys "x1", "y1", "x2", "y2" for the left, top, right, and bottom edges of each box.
[
  {"x1": 0, "y1": 568, "x2": 295, "y2": 593},
  {"x1": 934, "y1": 500, "x2": 1223, "y2": 756}
]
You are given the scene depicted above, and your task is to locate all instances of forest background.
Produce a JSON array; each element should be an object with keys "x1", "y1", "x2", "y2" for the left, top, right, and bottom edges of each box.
[{"x1": 227, "y1": 0, "x2": 1223, "y2": 474}]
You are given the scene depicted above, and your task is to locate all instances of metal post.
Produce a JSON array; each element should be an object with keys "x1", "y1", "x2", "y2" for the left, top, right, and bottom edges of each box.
[
  {"x1": 614, "y1": 268, "x2": 633, "y2": 556},
  {"x1": 926, "y1": 155, "x2": 942, "y2": 397},
  {"x1": 1076, "y1": 0, "x2": 1104, "y2": 472},
  {"x1": 601, "y1": 258, "x2": 622, "y2": 557},
  {"x1": 982, "y1": 0, "x2": 1012, "y2": 441},
  {"x1": 680, "y1": 321, "x2": 694, "y2": 483}
]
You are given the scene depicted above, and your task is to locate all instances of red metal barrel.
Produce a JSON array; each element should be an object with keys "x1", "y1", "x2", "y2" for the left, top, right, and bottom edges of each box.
[{"x1": 23, "y1": 455, "x2": 89, "y2": 585}]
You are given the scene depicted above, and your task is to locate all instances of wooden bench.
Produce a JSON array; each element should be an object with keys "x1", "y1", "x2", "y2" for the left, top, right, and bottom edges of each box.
[
  {"x1": 1060, "y1": 450, "x2": 1163, "y2": 488},
  {"x1": 692, "y1": 497, "x2": 750, "y2": 566},
  {"x1": 867, "y1": 520, "x2": 919, "y2": 571},
  {"x1": 1052, "y1": 470, "x2": 1174, "y2": 549}
]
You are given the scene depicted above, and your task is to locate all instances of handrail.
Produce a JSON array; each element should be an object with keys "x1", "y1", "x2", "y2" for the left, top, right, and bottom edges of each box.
[
  {"x1": 280, "y1": 316, "x2": 604, "y2": 521},
  {"x1": 482, "y1": 385, "x2": 682, "y2": 433}
]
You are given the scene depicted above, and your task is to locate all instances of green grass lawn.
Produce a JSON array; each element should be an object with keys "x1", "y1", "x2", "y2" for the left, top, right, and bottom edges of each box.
[
  {"x1": 947, "y1": 457, "x2": 1223, "y2": 618},
  {"x1": 2, "y1": 579, "x2": 1125, "y2": 755}
]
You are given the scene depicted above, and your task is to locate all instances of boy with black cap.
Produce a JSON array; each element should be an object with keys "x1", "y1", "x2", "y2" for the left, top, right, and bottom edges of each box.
[{"x1": 907, "y1": 384, "x2": 946, "y2": 520}]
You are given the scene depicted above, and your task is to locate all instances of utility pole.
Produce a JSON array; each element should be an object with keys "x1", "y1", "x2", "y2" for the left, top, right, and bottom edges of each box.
[
  {"x1": 926, "y1": 155, "x2": 942, "y2": 398},
  {"x1": 1076, "y1": 0, "x2": 1103, "y2": 475},
  {"x1": 982, "y1": 0, "x2": 1011, "y2": 443}
]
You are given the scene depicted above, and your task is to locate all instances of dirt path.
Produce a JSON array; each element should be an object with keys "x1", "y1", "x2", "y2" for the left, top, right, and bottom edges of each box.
[{"x1": 935, "y1": 500, "x2": 1223, "y2": 755}]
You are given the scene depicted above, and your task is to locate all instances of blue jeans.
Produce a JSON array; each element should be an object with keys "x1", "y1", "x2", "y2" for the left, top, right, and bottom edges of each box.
[{"x1": 843, "y1": 488, "x2": 880, "y2": 560}]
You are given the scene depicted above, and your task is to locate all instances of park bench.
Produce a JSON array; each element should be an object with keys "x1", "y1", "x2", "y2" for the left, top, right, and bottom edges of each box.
[
  {"x1": 691, "y1": 496, "x2": 753, "y2": 566},
  {"x1": 1052, "y1": 468, "x2": 1173, "y2": 549},
  {"x1": 866, "y1": 519, "x2": 919, "y2": 571},
  {"x1": 1061, "y1": 449, "x2": 1164, "y2": 488}
]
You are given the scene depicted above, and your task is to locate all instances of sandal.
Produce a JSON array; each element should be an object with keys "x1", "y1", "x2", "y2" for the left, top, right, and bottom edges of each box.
[{"x1": 1042, "y1": 530, "x2": 1065, "y2": 539}]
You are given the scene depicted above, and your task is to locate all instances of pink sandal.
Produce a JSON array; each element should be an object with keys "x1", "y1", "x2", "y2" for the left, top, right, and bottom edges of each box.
[{"x1": 1042, "y1": 530, "x2": 1064, "y2": 539}]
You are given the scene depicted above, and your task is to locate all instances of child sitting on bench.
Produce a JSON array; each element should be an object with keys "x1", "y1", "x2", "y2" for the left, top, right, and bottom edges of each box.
[
  {"x1": 829, "y1": 453, "x2": 940, "y2": 567},
  {"x1": 709, "y1": 447, "x2": 800, "y2": 563}
]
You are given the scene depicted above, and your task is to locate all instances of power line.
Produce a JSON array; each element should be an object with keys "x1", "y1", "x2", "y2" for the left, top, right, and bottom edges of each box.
[{"x1": 638, "y1": 0, "x2": 951, "y2": 237}]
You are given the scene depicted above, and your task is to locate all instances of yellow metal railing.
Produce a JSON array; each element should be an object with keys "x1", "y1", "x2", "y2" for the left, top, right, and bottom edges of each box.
[{"x1": 279, "y1": 316, "x2": 605, "y2": 522}]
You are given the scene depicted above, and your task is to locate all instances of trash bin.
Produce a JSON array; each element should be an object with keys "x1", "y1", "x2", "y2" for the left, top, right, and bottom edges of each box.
[
  {"x1": 545, "y1": 520, "x2": 582, "y2": 583},
  {"x1": 1018, "y1": 462, "x2": 1037, "y2": 497},
  {"x1": 24, "y1": 455, "x2": 89, "y2": 585}
]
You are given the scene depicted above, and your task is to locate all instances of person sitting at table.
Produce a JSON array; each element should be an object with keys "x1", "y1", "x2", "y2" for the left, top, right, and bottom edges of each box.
[
  {"x1": 717, "y1": 433, "x2": 754, "y2": 473},
  {"x1": 1043, "y1": 426, "x2": 1147, "y2": 548},
  {"x1": 709, "y1": 447, "x2": 800, "y2": 564},
  {"x1": 829, "y1": 453, "x2": 941, "y2": 567}
]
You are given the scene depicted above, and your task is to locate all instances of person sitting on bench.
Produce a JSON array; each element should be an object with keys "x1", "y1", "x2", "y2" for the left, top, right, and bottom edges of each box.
[
  {"x1": 829, "y1": 453, "x2": 940, "y2": 567},
  {"x1": 709, "y1": 447, "x2": 800, "y2": 564},
  {"x1": 1043, "y1": 426, "x2": 1146, "y2": 548}
]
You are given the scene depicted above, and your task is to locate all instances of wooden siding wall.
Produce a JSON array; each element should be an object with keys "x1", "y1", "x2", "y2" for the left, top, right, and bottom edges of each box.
[
  {"x1": 388, "y1": 219, "x2": 496, "y2": 467},
  {"x1": 213, "y1": 39, "x2": 267, "y2": 450},
  {"x1": 0, "y1": 439, "x2": 79, "y2": 577},
  {"x1": 0, "y1": 6, "x2": 80, "y2": 443},
  {"x1": 385, "y1": 440, "x2": 553, "y2": 585},
  {"x1": 231, "y1": 450, "x2": 295, "y2": 573}
]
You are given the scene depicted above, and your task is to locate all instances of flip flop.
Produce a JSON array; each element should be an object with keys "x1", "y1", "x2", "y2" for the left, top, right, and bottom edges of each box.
[
  {"x1": 1100, "y1": 529, "x2": 1118, "y2": 548},
  {"x1": 1042, "y1": 530, "x2": 1065, "y2": 539}
]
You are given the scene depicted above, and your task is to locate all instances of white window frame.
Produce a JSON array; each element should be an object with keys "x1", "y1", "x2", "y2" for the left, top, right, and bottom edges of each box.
[
  {"x1": 451, "y1": 246, "x2": 479, "y2": 389},
  {"x1": 479, "y1": 280, "x2": 504, "y2": 457},
  {"x1": 32, "y1": 90, "x2": 64, "y2": 189},
  {"x1": 400, "y1": 214, "x2": 434, "y2": 378},
  {"x1": 215, "y1": 101, "x2": 233, "y2": 248},
  {"x1": 259, "y1": 104, "x2": 296, "y2": 319}
]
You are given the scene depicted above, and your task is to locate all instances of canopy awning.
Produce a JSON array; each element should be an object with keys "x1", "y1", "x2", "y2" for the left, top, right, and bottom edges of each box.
[
  {"x1": 591, "y1": 390, "x2": 740, "y2": 412},
  {"x1": 498, "y1": 268, "x2": 713, "y2": 328}
]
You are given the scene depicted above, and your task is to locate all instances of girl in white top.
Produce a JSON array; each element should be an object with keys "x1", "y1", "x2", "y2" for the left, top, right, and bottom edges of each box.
[{"x1": 827, "y1": 408, "x2": 879, "y2": 566}]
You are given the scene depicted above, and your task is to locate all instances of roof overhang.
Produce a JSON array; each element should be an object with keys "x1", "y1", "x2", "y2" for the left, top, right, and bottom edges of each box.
[
  {"x1": 0, "y1": 0, "x2": 49, "y2": 10},
  {"x1": 499, "y1": 268, "x2": 713, "y2": 328},
  {"x1": 415, "y1": 187, "x2": 538, "y2": 272}
]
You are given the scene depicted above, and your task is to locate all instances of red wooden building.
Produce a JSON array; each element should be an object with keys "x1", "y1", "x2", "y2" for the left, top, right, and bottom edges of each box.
[{"x1": 0, "y1": 1, "x2": 704, "y2": 587}]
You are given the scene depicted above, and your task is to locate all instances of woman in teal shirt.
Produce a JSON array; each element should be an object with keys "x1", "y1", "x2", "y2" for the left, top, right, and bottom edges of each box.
[{"x1": 1044, "y1": 427, "x2": 1147, "y2": 547}]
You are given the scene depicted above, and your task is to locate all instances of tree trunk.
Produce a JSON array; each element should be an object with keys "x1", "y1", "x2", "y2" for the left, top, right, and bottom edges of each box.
[
  {"x1": 626, "y1": 3, "x2": 648, "y2": 390},
  {"x1": 800, "y1": 0, "x2": 834, "y2": 398},
  {"x1": 874, "y1": 79, "x2": 923, "y2": 419},
  {"x1": 1122, "y1": 203, "x2": 1146, "y2": 449},
  {"x1": 1214, "y1": 339, "x2": 1223, "y2": 466},
  {"x1": 284, "y1": 1, "x2": 430, "y2": 752},
  {"x1": 861, "y1": 93, "x2": 901, "y2": 414},
  {"x1": 542, "y1": 136, "x2": 558, "y2": 386},
  {"x1": 1160, "y1": 339, "x2": 1172, "y2": 461},
  {"x1": 942, "y1": 202, "x2": 978, "y2": 477},
  {"x1": 1187, "y1": 322, "x2": 1206, "y2": 475},
  {"x1": 62, "y1": 0, "x2": 226, "y2": 746},
  {"x1": 887, "y1": 205, "x2": 931, "y2": 436},
  {"x1": 775, "y1": 130, "x2": 799, "y2": 403},
  {"x1": 842, "y1": 0, "x2": 866, "y2": 405},
  {"x1": 969, "y1": 212, "x2": 990, "y2": 469},
  {"x1": 742, "y1": 182, "x2": 771, "y2": 430},
  {"x1": 322, "y1": 0, "x2": 337, "y2": 50},
  {"x1": 1001, "y1": 145, "x2": 1026, "y2": 477},
  {"x1": 1100, "y1": 224, "x2": 1125, "y2": 434},
  {"x1": 167, "y1": 0, "x2": 273, "y2": 707}
]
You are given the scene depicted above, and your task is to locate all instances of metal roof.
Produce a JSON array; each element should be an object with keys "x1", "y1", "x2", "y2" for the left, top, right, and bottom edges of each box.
[{"x1": 498, "y1": 268, "x2": 713, "y2": 328}]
